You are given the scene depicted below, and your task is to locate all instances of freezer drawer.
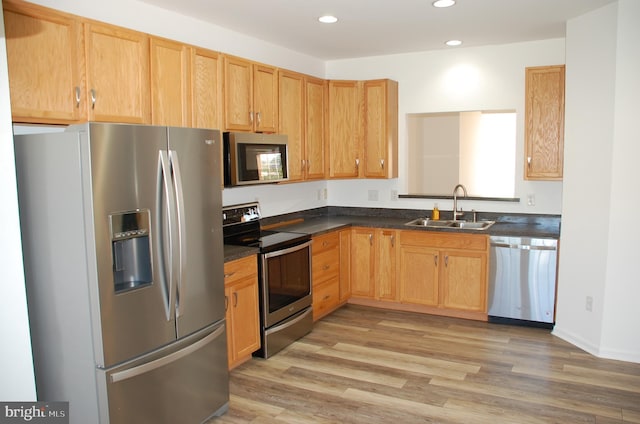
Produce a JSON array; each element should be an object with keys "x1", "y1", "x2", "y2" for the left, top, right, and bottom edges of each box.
[
  {"x1": 488, "y1": 236, "x2": 558, "y2": 325},
  {"x1": 102, "y1": 321, "x2": 229, "y2": 424}
]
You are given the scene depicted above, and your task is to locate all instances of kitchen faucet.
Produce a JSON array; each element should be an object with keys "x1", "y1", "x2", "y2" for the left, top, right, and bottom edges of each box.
[{"x1": 452, "y1": 184, "x2": 468, "y2": 221}]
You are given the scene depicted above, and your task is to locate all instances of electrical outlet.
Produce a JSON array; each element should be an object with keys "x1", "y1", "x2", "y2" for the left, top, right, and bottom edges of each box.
[
  {"x1": 527, "y1": 194, "x2": 535, "y2": 206},
  {"x1": 391, "y1": 189, "x2": 398, "y2": 201},
  {"x1": 323, "y1": 188, "x2": 328, "y2": 200},
  {"x1": 586, "y1": 296, "x2": 593, "y2": 312},
  {"x1": 368, "y1": 189, "x2": 379, "y2": 201}
]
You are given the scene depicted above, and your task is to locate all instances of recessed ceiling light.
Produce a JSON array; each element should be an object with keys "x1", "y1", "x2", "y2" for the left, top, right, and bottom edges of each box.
[
  {"x1": 432, "y1": 0, "x2": 456, "y2": 8},
  {"x1": 318, "y1": 15, "x2": 338, "y2": 24},
  {"x1": 445, "y1": 39, "x2": 463, "y2": 47}
]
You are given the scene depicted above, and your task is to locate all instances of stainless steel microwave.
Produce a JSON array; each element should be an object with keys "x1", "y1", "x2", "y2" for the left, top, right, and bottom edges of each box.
[{"x1": 223, "y1": 132, "x2": 289, "y2": 187}]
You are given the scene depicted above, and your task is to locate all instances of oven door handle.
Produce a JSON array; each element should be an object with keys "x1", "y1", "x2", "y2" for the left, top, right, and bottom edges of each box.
[
  {"x1": 262, "y1": 240, "x2": 312, "y2": 259},
  {"x1": 264, "y1": 308, "x2": 313, "y2": 336}
]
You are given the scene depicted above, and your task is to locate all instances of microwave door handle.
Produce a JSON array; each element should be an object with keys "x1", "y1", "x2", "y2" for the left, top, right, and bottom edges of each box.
[
  {"x1": 157, "y1": 151, "x2": 175, "y2": 321},
  {"x1": 169, "y1": 150, "x2": 187, "y2": 318}
]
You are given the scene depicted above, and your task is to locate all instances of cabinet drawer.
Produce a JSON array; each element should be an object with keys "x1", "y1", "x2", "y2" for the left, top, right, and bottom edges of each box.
[
  {"x1": 224, "y1": 255, "x2": 257, "y2": 286},
  {"x1": 313, "y1": 280, "x2": 340, "y2": 320},
  {"x1": 312, "y1": 247, "x2": 340, "y2": 286},
  {"x1": 399, "y1": 230, "x2": 488, "y2": 251},
  {"x1": 312, "y1": 231, "x2": 340, "y2": 255}
]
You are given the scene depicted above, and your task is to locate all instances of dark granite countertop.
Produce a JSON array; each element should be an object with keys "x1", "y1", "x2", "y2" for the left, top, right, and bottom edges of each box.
[
  {"x1": 224, "y1": 207, "x2": 560, "y2": 262},
  {"x1": 223, "y1": 244, "x2": 259, "y2": 263},
  {"x1": 271, "y1": 211, "x2": 561, "y2": 239}
]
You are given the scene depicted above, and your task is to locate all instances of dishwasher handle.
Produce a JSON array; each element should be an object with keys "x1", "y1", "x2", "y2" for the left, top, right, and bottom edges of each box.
[{"x1": 490, "y1": 241, "x2": 557, "y2": 251}]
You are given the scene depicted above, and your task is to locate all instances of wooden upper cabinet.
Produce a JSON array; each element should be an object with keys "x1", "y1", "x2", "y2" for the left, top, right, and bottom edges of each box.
[
  {"x1": 363, "y1": 79, "x2": 398, "y2": 179},
  {"x1": 3, "y1": 0, "x2": 85, "y2": 123},
  {"x1": 84, "y1": 22, "x2": 150, "y2": 123},
  {"x1": 150, "y1": 37, "x2": 191, "y2": 126},
  {"x1": 223, "y1": 55, "x2": 277, "y2": 132},
  {"x1": 524, "y1": 65, "x2": 565, "y2": 180},
  {"x1": 191, "y1": 47, "x2": 222, "y2": 130},
  {"x1": 278, "y1": 70, "x2": 305, "y2": 181},
  {"x1": 253, "y1": 64, "x2": 278, "y2": 132},
  {"x1": 328, "y1": 80, "x2": 362, "y2": 179},
  {"x1": 305, "y1": 76, "x2": 327, "y2": 180}
]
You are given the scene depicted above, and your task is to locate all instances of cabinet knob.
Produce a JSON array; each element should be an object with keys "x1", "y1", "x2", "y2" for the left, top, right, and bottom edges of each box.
[
  {"x1": 233, "y1": 292, "x2": 238, "y2": 307},
  {"x1": 355, "y1": 158, "x2": 360, "y2": 169},
  {"x1": 323, "y1": 264, "x2": 330, "y2": 271},
  {"x1": 90, "y1": 89, "x2": 97, "y2": 109},
  {"x1": 527, "y1": 156, "x2": 532, "y2": 167},
  {"x1": 256, "y1": 111, "x2": 262, "y2": 126},
  {"x1": 434, "y1": 255, "x2": 438, "y2": 266},
  {"x1": 380, "y1": 159, "x2": 385, "y2": 169}
]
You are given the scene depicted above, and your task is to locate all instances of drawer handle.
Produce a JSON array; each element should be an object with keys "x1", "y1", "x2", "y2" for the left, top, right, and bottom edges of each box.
[
  {"x1": 224, "y1": 272, "x2": 235, "y2": 279},
  {"x1": 323, "y1": 265, "x2": 330, "y2": 271},
  {"x1": 90, "y1": 88, "x2": 96, "y2": 109},
  {"x1": 233, "y1": 292, "x2": 238, "y2": 307},
  {"x1": 323, "y1": 295, "x2": 331, "y2": 301},
  {"x1": 74, "y1": 86, "x2": 81, "y2": 108}
]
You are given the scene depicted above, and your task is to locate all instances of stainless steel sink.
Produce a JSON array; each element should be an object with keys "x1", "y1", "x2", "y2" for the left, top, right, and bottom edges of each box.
[{"x1": 404, "y1": 218, "x2": 495, "y2": 230}]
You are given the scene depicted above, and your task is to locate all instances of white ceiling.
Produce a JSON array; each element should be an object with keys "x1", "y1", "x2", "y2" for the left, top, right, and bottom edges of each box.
[{"x1": 140, "y1": 0, "x2": 616, "y2": 60}]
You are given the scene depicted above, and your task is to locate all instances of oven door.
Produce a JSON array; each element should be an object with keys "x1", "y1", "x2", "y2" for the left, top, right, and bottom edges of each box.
[{"x1": 260, "y1": 240, "x2": 312, "y2": 328}]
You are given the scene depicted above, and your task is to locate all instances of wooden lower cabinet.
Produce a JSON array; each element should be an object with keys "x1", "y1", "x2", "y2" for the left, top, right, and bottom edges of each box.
[
  {"x1": 224, "y1": 255, "x2": 260, "y2": 369},
  {"x1": 350, "y1": 227, "x2": 398, "y2": 302},
  {"x1": 398, "y1": 230, "x2": 488, "y2": 320},
  {"x1": 312, "y1": 230, "x2": 344, "y2": 321}
]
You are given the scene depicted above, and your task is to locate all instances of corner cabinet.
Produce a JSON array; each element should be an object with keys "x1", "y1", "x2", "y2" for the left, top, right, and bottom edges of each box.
[
  {"x1": 524, "y1": 65, "x2": 565, "y2": 180},
  {"x1": 224, "y1": 255, "x2": 260, "y2": 370},
  {"x1": 304, "y1": 76, "x2": 327, "y2": 180},
  {"x1": 328, "y1": 79, "x2": 398, "y2": 179},
  {"x1": 328, "y1": 80, "x2": 362, "y2": 179}
]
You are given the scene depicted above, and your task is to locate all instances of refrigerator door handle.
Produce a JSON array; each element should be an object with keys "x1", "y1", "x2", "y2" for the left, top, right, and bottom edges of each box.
[
  {"x1": 157, "y1": 151, "x2": 176, "y2": 321},
  {"x1": 169, "y1": 150, "x2": 187, "y2": 318},
  {"x1": 109, "y1": 324, "x2": 225, "y2": 383}
]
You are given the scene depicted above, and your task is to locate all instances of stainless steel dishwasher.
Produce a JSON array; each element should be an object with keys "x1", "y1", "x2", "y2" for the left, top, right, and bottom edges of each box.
[{"x1": 488, "y1": 236, "x2": 558, "y2": 328}]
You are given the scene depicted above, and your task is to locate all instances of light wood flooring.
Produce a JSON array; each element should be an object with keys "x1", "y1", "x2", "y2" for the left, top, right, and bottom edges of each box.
[{"x1": 212, "y1": 305, "x2": 640, "y2": 423}]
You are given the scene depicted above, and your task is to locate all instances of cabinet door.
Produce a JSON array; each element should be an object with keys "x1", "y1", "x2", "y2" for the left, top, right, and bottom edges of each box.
[
  {"x1": 399, "y1": 245, "x2": 439, "y2": 306},
  {"x1": 150, "y1": 37, "x2": 190, "y2": 126},
  {"x1": 3, "y1": 1, "x2": 84, "y2": 123},
  {"x1": 363, "y1": 79, "x2": 398, "y2": 178},
  {"x1": 191, "y1": 48, "x2": 222, "y2": 130},
  {"x1": 440, "y1": 250, "x2": 487, "y2": 312},
  {"x1": 350, "y1": 228, "x2": 375, "y2": 298},
  {"x1": 84, "y1": 22, "x2": 150, "y2": 123},
  {"x1": 279, "y1": 70, "x2": 305, "y2": 181},
  {"x1": 375, "y1": 230, "x2": 397, "y2": 301},
  {"x1": 328, "y1": 80, "x2": 361, "y2": 178},
  {"x1": 524, "y1": 65, "x2": 565, "y2": 180},
  {"x1": 305, "y1": 77, "x2": 327, "y2": 180},
  {"x1": 223, "y1": 55, "x2": 253, "y2": 131},
  {"x1": 253, "y1": 64, "x2": 278, "y2": 132},
  {"x1": 227, "y1": 276, "x2": 260, "y2": 366},
  {"x1": 339, "y1": 229, "x2": 351, "y2": 302}
]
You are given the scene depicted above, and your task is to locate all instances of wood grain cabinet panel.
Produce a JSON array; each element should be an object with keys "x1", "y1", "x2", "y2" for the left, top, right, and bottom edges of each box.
[
  {"x1": 363, "y1": 79, "x2": 398, "y2": 178},
  {"x1": 525, "y1": 65, "x2": 565, "y2": 180},
  {"x1": 312, "y1": 231, "x2": 342, "y2": 321},
  {"x1": 150, "y1": 37, "x2": 190, "y2": 126},
  {"x1": 305, "y1": 76, "x2": 328, "y2": 180},
  {"x1": 84, "y1": 21, "x2": 150, "y2": 123},
  {"x1": 191, "y1": 48, "x2": 222, "y2": 130},
  {"x1": 279, "y1": 70, "x2": 305, "y2": 181},
  {"x1": 223, "y1": 55, "x2": 277, "y2": 132},
  {"x1": 350, "y1": 227, "x2": 398, "y2": 302},
  {"x1": 328, "y1": 80, "x2": 362, "y2": 179},
  {"x1": 3, "y1": 0, "x2": 85, "y2": 123},
  {"x1": 224, "y1": 256, "x2": 260, "y2": 369},
  {"x1": 397, "y1": 230, "x2": 489, "y2": 319}
]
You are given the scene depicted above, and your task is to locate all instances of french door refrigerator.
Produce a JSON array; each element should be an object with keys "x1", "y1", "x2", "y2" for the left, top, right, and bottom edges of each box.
[{"x1": 14, "y1": 123, "x2": 229, "y2": 424}]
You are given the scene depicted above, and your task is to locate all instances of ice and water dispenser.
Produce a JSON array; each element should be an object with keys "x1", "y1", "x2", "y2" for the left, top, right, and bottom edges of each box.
[{"x1": 110, "y1": 210, "x2": 152, "y2": 293}]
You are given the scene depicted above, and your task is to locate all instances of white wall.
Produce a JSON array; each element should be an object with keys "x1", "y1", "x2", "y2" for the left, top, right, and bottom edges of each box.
[
  {"x1": 0, "y1": 6, "x2": 37, "y2": 400},
  {"x1": 555, "y1": 0, "x2": 640, "y2": 363},
  {"x1": 326, "y1": 40, "x2": 565, "y2": 215}
]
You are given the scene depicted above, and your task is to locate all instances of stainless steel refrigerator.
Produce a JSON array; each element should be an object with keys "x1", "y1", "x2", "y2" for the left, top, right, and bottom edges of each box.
[{"x1": 14, "y1": 123, "x2": 229, "y2": 423}]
